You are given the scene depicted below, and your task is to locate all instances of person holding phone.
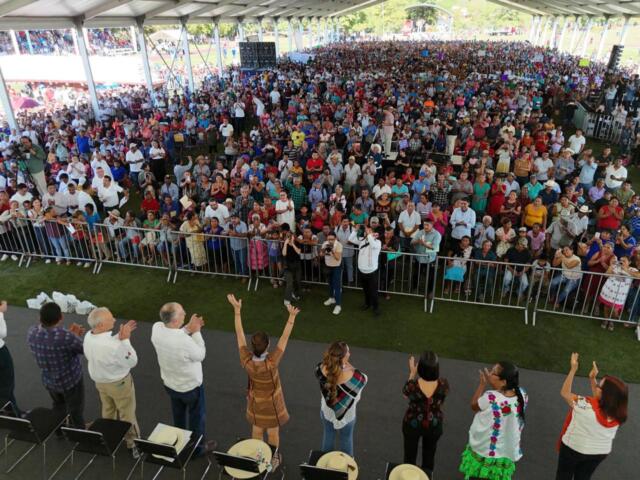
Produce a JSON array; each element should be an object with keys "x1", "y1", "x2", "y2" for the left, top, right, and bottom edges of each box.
[
  {"x1": 349, "y1": 224, "x2": 382, "y2": 316},
  {"x1": 557, "y1": 353, "x2": 628, "y2": 479}
]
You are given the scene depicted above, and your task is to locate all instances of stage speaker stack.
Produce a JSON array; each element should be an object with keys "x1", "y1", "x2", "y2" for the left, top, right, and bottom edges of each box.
[
  {"x1": 239, "y1": 42, "x2": 276, "y2": 69},
  {"x1": 607, "y1": 45, "x2": 624, "y2": 72}
]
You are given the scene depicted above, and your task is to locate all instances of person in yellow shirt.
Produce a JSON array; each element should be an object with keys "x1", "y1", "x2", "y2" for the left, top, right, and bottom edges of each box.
[{"x1": 291, "y1": 127, "x2": 306, "y2": 148}]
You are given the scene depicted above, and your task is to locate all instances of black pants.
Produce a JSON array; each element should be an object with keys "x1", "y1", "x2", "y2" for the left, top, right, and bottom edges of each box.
[
  {"x1": 403, "y1": 425, "x2": 442, "y2": 476},
  {"x1": 361, "y1": 270, "x2": 379, "y2": 311},
  {"x1": 412, "y1": 261, "x2": 435, "y2": 295},
  {"x1": 556, "y1": 443, "x2": 607, "y2": 480},
  {"x1": 48, "y1": 378, "x2": 85, "y2": 428},
  {"x1": 0, "y1": 345, "x2": 19, "y2": 415}
]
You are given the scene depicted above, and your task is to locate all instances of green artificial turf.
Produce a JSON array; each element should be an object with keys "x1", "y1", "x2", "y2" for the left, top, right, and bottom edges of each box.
[{"x1": 2, "y1": 261, "x2": 639, "y2": 383}]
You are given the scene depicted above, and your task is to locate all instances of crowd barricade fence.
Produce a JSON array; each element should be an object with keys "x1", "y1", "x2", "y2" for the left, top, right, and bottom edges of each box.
[
  {"x1": 429, "y1": 256, "x2": 534, "y2": 324},
  {"x1": 15, "y1": 218, "x2": 99, "y2": 272},
  {"x1": 5, "y1": 222, "x2": 640, "y2": 328},
  {"x1": 531, "y1": 264, "x2": 640, "y2": 329},
  {"x1": 171, "y1": 230, "x2": 251, "y2": 288}
]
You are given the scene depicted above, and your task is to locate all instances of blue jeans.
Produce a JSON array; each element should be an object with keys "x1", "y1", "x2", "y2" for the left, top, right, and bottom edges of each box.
[
  {"x1": 232, "y1": 248, "x2": 248, "y2": 275},
  {"x1": 49, "y1": 236, "x2": 70, "y2": 260},
  {"x1": 342, "y1": 256, "x2": 354, "y2": 283},
  {"x1": 550, "y1": 275, "x2": 580, "y2": 304},
  {"x1": 164, "y1": 384, "x2": 207, "y2": 454},
  {"x1": 328, "y1": 265, "x2": 343, "y2": 305},
  {"x1": 321, "y1": 411, "x2": 355, "y2": 457},
  {"x1": 502, "y1": 269, "x2": 529, "y2": 297}
]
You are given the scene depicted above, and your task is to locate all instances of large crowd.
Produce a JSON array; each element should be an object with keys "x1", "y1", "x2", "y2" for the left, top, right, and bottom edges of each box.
[
  {"x1": 0, "y1": 28, "x2": 134, "y2": 56},
  {"x1": 0, "y1": 39, "x2": 636, "y2": 479}
]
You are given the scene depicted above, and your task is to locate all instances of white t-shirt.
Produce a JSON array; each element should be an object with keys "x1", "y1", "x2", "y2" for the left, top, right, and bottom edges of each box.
[
  {"x1": 270, "y1": 90, "x2": 281, "y2": 104},
  {"x1": 605, "y1": 165, "x2": 628, "y2": 189},
  {"x1": 398, "y1": 210, "x2": 421, "y2": 238},
  {"x1": 276, "y1": 199, "x2": 295, "y2": 230},
  {"x1": 219, "y1": 123, "x2": 234, "y2": 138},
  {"x1": 534, "y1": 157, "x2": 554, "y2": 181},
  {"x1": 468, "y1": 390, "x2": 528, "y2": 462},
  {"x1": 125, "y1": 149, "x2": 144, "y2": 173},
  {"x1": 204, "y1": 204, "x2": 230, "y2": 226},
  {"x1": 151, "y1": 322, "x2": 206, "y2": 393},
  {"x1": 562, "y1": 396, "x2": 619, "y2": 455},
  {"x1": 373, "y1": 184, "x2": 392, "y2": 199},
  {"x1": 568, "y1": 134, "x2": 586, "y2": 154}
]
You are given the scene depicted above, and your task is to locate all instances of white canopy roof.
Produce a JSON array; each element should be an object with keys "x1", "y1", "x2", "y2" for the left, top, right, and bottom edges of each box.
[
  {"x1": 0, "y1": 0, "x2": 386, "y2": 29},
  {"x1": 488, "y1": 0, "x2": 640, "y2": 17}
]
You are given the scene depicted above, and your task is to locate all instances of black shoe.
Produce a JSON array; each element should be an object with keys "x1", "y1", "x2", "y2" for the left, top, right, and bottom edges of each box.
[
  {"x1": 361, "y1": 304, "x2": 370, "y2": 311},
  {"x1": 373, "y1": 309, "x2": 380, "y2": 317}
]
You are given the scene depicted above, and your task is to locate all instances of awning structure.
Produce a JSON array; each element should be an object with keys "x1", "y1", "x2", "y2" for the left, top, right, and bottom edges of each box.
[
  {"x1": 488, "y1": 0, "x2": 640, "y2": 17},
  {"x1": 0, "y1": 0, "x2": 387, "y2": 30}
]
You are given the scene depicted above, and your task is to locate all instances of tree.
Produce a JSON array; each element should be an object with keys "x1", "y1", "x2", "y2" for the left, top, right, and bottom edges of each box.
[{"x1": 407, "y1": 5, "x2": 439, "y2": 26}]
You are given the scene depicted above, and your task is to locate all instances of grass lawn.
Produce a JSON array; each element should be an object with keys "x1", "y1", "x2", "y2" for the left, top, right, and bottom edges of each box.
[{"x1": 2, "y1": 261, "x2": 639, "y2": 383}]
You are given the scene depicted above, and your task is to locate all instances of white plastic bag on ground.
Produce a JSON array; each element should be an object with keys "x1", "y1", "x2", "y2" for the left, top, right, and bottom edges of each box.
[
  {"x1": 52, "y1": 291, "x2": 71, "y2": 313},
  {"x1": 26, "y1": 292, "x2": 52, "y2": 309},
  {"x1": 75, "y1": 301, "x2": 96, "y2": 315},
  {"x1": 65, "y1": 294, "x2": 79, "y2": 312}
]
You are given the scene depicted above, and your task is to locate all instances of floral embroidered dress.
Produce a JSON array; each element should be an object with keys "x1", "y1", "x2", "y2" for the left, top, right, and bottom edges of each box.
[{"x1": 460, "y1": 390, "x2": 528, "y2": 480}]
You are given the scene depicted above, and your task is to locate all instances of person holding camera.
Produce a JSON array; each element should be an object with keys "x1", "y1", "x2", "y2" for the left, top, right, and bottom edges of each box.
[
  {"x1": 322, "y1": 230, "x2": 344, "y2": 315},
  {"x1": 19, "y1": 136, "x2": 47, "y2": 196}
]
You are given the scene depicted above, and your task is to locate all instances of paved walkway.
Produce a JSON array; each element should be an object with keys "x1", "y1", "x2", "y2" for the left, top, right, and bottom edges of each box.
[{"x1": 0, "y1": 306, "x2": 637, "y2": 479}]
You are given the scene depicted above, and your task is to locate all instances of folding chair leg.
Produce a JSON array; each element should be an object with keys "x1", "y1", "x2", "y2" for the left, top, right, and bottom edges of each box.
[
  {"x1": 47, "y1": 450, "x2": 74, "y2": 480},
  {"x1": 150, "y1": 465, "x2": 164, "y2": 480},
  {"x1": 74, "y1": 454, "x2": 97, "y2": 480},
  {"x1": 5, "y1": 442, "x2": 38, "y2": 474},
  {"x1": 199, "y1": 456, "x2": 212, "y2": 480},
  {"x1": 124, "y1": 456, "x2": 142, "y2": 480},
  {"x1": 0, "y1": 437, "x2": 14, "y2": 458}
]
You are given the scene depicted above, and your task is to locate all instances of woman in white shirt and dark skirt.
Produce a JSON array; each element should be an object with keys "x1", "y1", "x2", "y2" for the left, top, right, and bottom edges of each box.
[{"x1": 557, "y1": 353, "x2": 628, "y2": 480}]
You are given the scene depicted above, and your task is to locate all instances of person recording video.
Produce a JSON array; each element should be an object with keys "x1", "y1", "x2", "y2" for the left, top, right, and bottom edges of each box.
[{"x1": 321, "y1": 231, "x2": 344, "y2": 315}]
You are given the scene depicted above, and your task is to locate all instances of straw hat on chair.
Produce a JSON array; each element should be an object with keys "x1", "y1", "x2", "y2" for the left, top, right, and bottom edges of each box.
[
  {"x1": 388, "y1": 464, "x2": 430, "y2": 480},
  {"x1": 316, "y1": 451, "x2": 359, "y2": 480}
]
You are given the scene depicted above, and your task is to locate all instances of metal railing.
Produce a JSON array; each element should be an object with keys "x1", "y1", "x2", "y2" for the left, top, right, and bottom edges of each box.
[{"x1": 1, "y1": 220, "x2": 639, "y2": 329}]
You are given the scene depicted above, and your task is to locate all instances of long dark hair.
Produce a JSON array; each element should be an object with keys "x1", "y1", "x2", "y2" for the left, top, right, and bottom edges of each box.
[
  {"x1": 497, "y1": 361, "x2": 525, "y2": 423},
  {"x1": 600, "y1": 375, "x2": 628, "y2": 424}
]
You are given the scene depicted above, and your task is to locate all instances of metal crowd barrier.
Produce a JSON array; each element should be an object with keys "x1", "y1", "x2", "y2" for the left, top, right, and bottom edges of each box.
[
  {"x1": 2, "y1": 220, "x2": 640, "y2": 330},
  {"x1": 429, "y1": 256, "x2": 534, "y2": 324},
  {"x1": 531, "y1": 264, "x2": 640, "y2": 329}
]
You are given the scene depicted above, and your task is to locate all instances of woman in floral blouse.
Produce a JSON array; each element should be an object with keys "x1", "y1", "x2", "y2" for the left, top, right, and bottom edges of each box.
[{"x1": 402, "y1": 351, "x2": 450, "y2": 477}]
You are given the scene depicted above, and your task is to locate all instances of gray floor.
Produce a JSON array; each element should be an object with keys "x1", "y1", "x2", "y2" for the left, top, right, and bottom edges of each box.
[{"x1": 0, "y1": 306, "x2": 637, "y2": 479}]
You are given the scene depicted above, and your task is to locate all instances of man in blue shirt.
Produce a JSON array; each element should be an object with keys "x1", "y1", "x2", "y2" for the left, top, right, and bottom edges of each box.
[
  {"x1": 75, "y1": 129, "x2": 91, "y2": 156},
  {"x1": 578, "y1": 156, "x2": 598, "y2": 192},
  {"x1": 27, "y1": 302, "x2": 86, "y2": 427}
]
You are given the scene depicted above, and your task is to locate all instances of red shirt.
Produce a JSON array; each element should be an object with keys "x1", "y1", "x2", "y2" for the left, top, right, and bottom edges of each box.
[{"x1": 141, "y1": 198, "x2": 160, "y2": 213}]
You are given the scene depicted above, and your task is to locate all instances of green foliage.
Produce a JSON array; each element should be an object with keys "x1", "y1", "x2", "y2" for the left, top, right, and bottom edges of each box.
[{"x1": 339, "y1": 0, "x2": 528, "y2": 34}]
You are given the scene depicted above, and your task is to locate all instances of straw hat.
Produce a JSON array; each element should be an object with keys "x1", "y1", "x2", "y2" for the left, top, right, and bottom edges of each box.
[
  {"x1": 226, "y1": 439, "x2": 272, "y2": 479},
  {"x1": 388, "y1": 464, "x2": 430, "y2": 480},
  {"x1": 147, "y1": 424, "x2": 190, "y2": 459},
  {"x1": 316, "y1": 451, "x2": 359, "y2": 480}
]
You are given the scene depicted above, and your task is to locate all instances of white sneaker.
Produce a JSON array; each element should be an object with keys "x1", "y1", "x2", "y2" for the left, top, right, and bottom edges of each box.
[
  {"x1": 292, "y1": 294, "x2": 300, "y2": 300},
  {"x1": 0, "y1": 254, "x2": 7, "y2": 261},
  {"x1": 323, "y1": 298, "x2": 336, "y2": 306},
  {"x1": 84, "y1": 262, "x2": 91, "y2": 268},
  {"x1": 77, "y1": 261, "x2": 83, "y2": 267},
  {"x1": 10, "y1": 255, "x2": 17, "y2": 261},
  {"x1": 45, "y1": 259, "x2": 51, "y2": 264},
  {"x1": 332, "y1": 305, "x2": 342, "y2": 315},
  {"x1": 283, "y1": 300, "x2": 291, "y2": 306}
]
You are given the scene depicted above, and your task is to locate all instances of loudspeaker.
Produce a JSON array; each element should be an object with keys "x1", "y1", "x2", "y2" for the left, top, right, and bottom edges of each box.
[
  {"x1": 239, "y1": 42, "x2": 276, "y2": 69},
  {"x1": 607, "y1": 45, "x2": 624, "y2": 72}
]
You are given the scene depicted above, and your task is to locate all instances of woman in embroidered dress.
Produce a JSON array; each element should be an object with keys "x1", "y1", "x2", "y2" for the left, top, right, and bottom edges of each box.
[
  {"x1": 402, "y1": 351, "x2": 450, "y2": 477},
  {"x1": 316, "y1": 341, "x2": 368, "y2": 458},
  {"x1": 459, "y1": 361, "x2": 527, "y2": 480},
  {"x1": 227, "y1": 294, "x2": 299, "y2": 470},
  {"x1": 557, "y1": 353, "x2": 628, "y2": 479}
]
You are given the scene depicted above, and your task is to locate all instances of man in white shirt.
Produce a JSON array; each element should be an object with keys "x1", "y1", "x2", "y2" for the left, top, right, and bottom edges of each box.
[
  {"x1": 270, "y1": 88, "x2": 281, "y2": 106},
  {"x1": 372, "y1": 177, "x2": 392, "y2": 199},
  {"x1": 83, "y1": 308, "x2": 140, "y2": 456},
  {"x1": 151, "y1": 302, "x2": 215, "y2": 455},
  {"x1": 604, "y1": 158, "x2": 627, "y2": 192},
  {"x1": 98, "y1": 175, "x2": 125, "y2": 211},
  {"x1": 125, "y1": 144, "x2": 144, "y2": 187},
  {"x1": 349, "y1": 226, "x2": 382, "y2": 316},
  {"x1": 204, "y1": 199, "x2": 230, "y2": 227},
  {"x1": 219, "y1": 118, "x2": 234, "y2": 140},
  {"x1": 534, "y1": 152, "x2": 554, "y2": 181},
  {"x1": 450, "y1": 199, "x2": 476, "y2": 240},
  {"x1": 567, "y1": 129, "x2": 586, "y2": 156},
  {"x1": 397, "y1": 202, "x2": 421, "y2": 250},
  {"x1": 10, "y1": 184, "x2": 33, "y2": 214}
]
